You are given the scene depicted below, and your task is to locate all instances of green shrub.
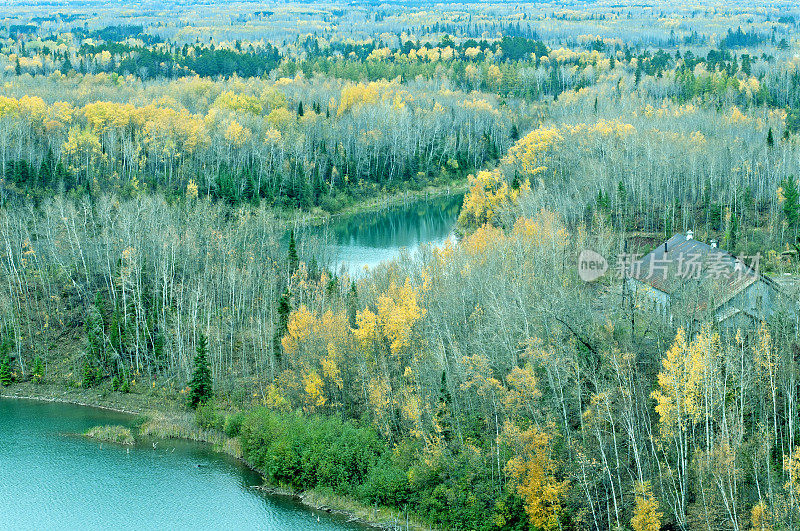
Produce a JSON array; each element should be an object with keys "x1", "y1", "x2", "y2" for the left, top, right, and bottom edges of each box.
[
  {"x1": 196, "y1": 403, "x2": 224, "y2": 431},
  {"x1": 240, "y1": 408, "x2": 383, "y2": 493},
  {"x1": 358, "y1": 456, "x2": 411, "y2": 507},
  {"x1": 237, "y1": 407, "x2": 524, "y2": 530},
  {"x1": 111, "y1": 368, "x2": 130, "y2": 393},
  {"x1": 31, "y1": 356, "x2": 44, "y2": 384},
  {"x1": 223, "y1": 412, "x2": 245, "y2": 437}
]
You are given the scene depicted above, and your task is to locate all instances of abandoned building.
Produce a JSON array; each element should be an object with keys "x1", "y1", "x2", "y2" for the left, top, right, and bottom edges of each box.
[{"x1": 623, "y1": 231, "x2": 790, "y2": 329}]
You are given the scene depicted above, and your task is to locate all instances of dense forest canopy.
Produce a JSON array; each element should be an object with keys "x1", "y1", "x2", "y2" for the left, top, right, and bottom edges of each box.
[{"x1": 3, "y1": 1, "x2": 800, "y2": 530}]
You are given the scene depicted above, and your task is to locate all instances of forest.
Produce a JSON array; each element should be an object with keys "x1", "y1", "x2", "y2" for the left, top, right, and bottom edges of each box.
[{"x1": 3, "y1": 1, "x2": 800, "y2": 529}]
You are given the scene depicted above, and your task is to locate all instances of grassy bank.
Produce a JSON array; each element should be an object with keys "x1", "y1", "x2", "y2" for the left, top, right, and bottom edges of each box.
[
  {"x1": 0, "y1": 383, "x2": 433, "y2": 530},
  {"x1": 85, "y1": 425, "x2": 135, "y2": 445}
]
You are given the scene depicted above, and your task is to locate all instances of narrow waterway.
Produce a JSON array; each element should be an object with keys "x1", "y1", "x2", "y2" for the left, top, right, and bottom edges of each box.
[{"x1": 304, "y1": 192, "x2": 463, "y2": 277}]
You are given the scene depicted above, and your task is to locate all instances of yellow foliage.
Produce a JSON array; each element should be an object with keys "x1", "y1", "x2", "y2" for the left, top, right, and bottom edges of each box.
[
  {"x1": 504, "y1": 125, "x2": 561, "y2": 178},
  {"x1": 224, "y1": 120, "x2": 251, "y2": 146},
  {"x1": 503, "y1": 421, "x2": 568, "y2": 530},
  {"x1": 461, "y1": 223, "x2": 506, "y2": 258},
  {"x1": 376, "y1": 278, "x2": 424, "y2": 356},
  {"x1": 0, "y1": 96, "x2": 20, "y2": 118},
  {"x1": 512, "y1": 211, "x2": 569, "y2": 249},
  {"x1": 83, "y1": 101, "x2": 134, "y2": 132},
  {"x1": 367, "y1": 377, "x2": 393, "y2": 434},
  {"x1": 19, "y1": 96, "x2": 48, "y2": 126},
  {"x1": 264, "y1": 128, "x2": 282, "y2": 143},
  {"x1": 651, "y1": 326, "x2": 720, "y2": 437},
  {"x1": 267, "y1": 107, "x2": 294, "y2": 129},
  {"x1": 367, "y1": 47, "x2": 392, "y2": 61},
  {"x1": 503, "y1": 365, "x2": 540, "y2": 415},
  {"x1": 186, "y1": 179, "x2": 198, "y2": 200},
  {"x1": 754, "y1": 321, "x2": 774, "y2": 383},
  {"x1": 264, "y1": 383, "x2": 290, "y2": 410},
  {"x1": 631, "y1": 481, "x2": 662, "y2": 531},
  {"x1": 458, "y1": 170, "x2": 514, "y2": 228},
  {"x1": 337, "y1": 81, "x2": 382, "y2": 116},
  {"x1": 487, "y1": 64, "x2": 502, "y2": 87},
  {"x1": 282, "y1": 305, "x2": 315, "y2": 355},
  {"x1": 321, "y1": 346, "x2": 343, "y2": 390},
  {"x1": 786, "y1": 446, "x2": 800, "y2": 501},
  {"x1": 48, "y1": 101, "x2": 74, "y2": 127},
  {"x1": 749, "y1": 500, "x2": 772, "y2": 531},
  {"x1": 213, "y1": 91, "x2": 263, "y2": 115},
  {"x1": 728, "y1": 106, "x2": 750, "y2": 124},
  {"x1": 464, "y1": 47, "x2": 481, "y2": 59},
  {"x1": 400, "y1": 387, "x2": 423, "y2": 437},
  {"x1": 302, "y1": 370, "x2": 326, "y2": 411},
  {"x1": 260, "y1": 86, "x2": 287, "y2": 111},
  {"x1": 460, "y1": 353, "x2": 503, "y2": 399},
  {"x1": 62, "y1": 126, "x2": 103, "y2": 168},
  {"x1": 353, "y1": 308, "x2": 380, "y2": 355}
]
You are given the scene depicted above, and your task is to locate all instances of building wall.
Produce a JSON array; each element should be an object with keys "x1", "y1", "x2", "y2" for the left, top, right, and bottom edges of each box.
[
  {"x1": 626, "y1": 277, "x2": 669, "y2": 316},
  {"x1": 716, "y1": 280, "x2": 780, "y2": 328}
]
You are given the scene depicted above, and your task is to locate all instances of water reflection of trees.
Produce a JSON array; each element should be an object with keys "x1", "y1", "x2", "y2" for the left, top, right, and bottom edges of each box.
[{"x1": 321, "y1": 194, "x2": 463, "y2": 248}]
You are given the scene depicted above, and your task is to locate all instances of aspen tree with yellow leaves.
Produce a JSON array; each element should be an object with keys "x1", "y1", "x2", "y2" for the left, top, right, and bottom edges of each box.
[
  {"x1": 503, "y1": 421, "x2": 569, "y2": 531},
  {"x1": 631, "y1": 481, "x2": 662, "y2": 531}
]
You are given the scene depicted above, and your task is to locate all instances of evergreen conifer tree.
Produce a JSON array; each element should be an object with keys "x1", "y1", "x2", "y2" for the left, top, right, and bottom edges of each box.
[
  {"x1": 782, "y1": 176, "x2": 799, "y2": 234},
  {"x1": 0, "y1": 353, "x2": 13, "y2": 387},
  {"x1": 189, "y1": 333, "x2": 213, "y2": 408},
  {"x1": 273, "y1": 290, "x2": 291, "y2": 364}
]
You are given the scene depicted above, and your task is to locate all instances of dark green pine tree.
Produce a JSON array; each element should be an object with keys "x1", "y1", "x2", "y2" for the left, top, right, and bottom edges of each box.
[
  {"x1": 346, "y1": 282, "x2": 359, "y2": 328},
  {"x1": 782, "y1": 176, "x2": 800, "y2": 236},
  {"x1": 189, "y1": 333, "x2": 213, "y2": 408},
  {"x1": 435, "y1": 371, "x2": 453, "y2": 443},
  {"x1": 273, "y1": 289, "x2": 291, "y2": 364},
  {"x1": 597, "y1": 190, "x2": 610, "y2": 214},
  {"x1": 297, "y1": 101, "x2": 304, "y2": 117},
  {"x1": 32, "y1": 356, "x2": 44, "y2": 384},
  {"x1": 725, "y1": 210, "x2": 739, "y2": 251},
  {"x1": 0, "y1": 353, "x2": 13, "y2": 387},
  {"x1": 82, "y1": 356, "x2": 100, "y2": 388},
  {"x1": 288, "y1": 230, "x2": 299, "y2": 273},
  {"x1": 767, "y1": 127, "x2": 774, "y2": 148}
]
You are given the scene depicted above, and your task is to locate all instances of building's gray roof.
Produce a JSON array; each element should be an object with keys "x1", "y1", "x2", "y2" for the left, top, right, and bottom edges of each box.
[{"x1": 627, "y1": 233, "x2": 759, "y2": 303}]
